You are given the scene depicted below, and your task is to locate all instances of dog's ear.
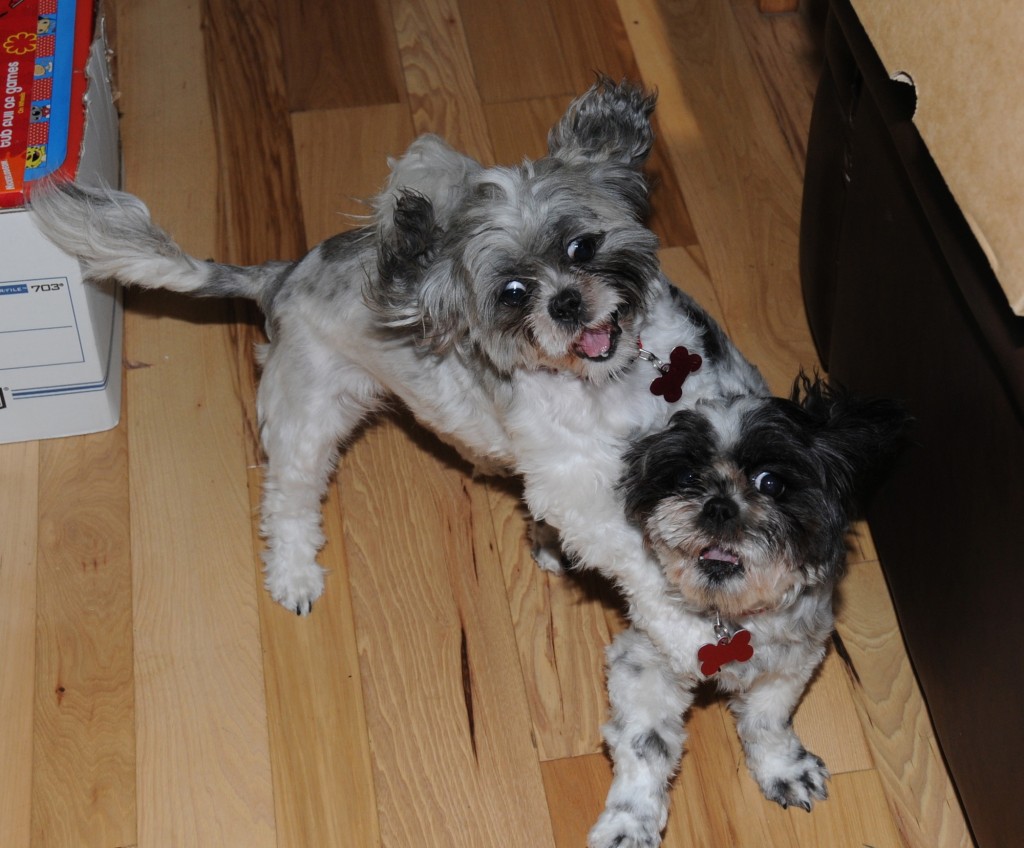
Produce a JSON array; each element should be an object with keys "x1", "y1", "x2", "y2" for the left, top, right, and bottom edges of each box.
[
  {"x1": 547, "y1": 76, "x2": 657, "y2": 169},
  {"x1": 794, "y1": 373, "x2": 912, "y2": 513},
  {"x1": 620, "y1": 409, "x2": 713, "y2": 520},
  {"x1": 371, "y1": 189, "x2": 469, "y2": 352},
  {"x1": 376, "y1": 134, "x2": 481, "y2": 238}
]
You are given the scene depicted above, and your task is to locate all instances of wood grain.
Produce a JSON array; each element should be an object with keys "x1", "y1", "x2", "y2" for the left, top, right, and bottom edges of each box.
[
  {"x1": 117, "y1": 1, "x2": 277, "y2": 845},
  {"x1": 0, "y1": 441, "x2": 38, "y2": 847},
  {"x1": 202, "y1": 0, "x2": 307, "y2": 264},
  {"x1": 729, "y1": 0, "x2": 823, "y2": 177},
  {"x1": 290, "y1": 103, "x2": 416, "y2": 245},
  {"x1": 542, "y1": 753, "x2": 615, "y2": 848},
  {"x1": 458, "y1": 0, "x2": 573, "y2": 102},
  {"x1": 548, "y1": 0, "x2": 637, "y2": 90},
  {"x1": 252, "y1": 470, "x2": 381, "y2": 848},
  {"x1": 487, "y1": 477, "x2": 622, "y2": 761},
  {"x1": 390, "y1": 0, "x2": 493, "y2": 159},
  {"x1": 32, "y1": 427, "x2": 135, "y2": 847},
  {"x1": 127, "y1": 290, "x2": 277, "y2": 847},
  {"x1": 341, "y1": 418, "x2": 555, "y2": 848},
  {"x1": 837, "y1": 560, "x2": 974, "y2": 848},
  {"x1": 620, "y1": 0, "x2": 821, "y2": 392},
  {"x1": 277, "y1": 0, "x2": 405, "y2": 111}
]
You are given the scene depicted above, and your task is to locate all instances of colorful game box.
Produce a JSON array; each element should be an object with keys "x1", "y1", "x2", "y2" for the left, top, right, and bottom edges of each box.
[
  {"x1": 0, "y1": 0, "x2": 122, "y2": 444},
  {"x1": 0, "y1": 0, "x2": 93, "y2": 207}
]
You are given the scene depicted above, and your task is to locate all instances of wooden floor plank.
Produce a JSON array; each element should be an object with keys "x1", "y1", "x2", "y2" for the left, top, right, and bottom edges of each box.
[
  {"x1": 127, "y1": 293, "x2": 276, "y2": 847},
  {"x1": 32, "y1": 427, "x2": 135, "y2": 848},
  {"x1": 487, "y1": 477, "x2": 622, "y2": 761},
  {"x1": 542, "y1": 753, "x2": 615, "y2": 848},
  {"x1": 341, "y1": 419, "x2": 555, "y2": 848},
  {"x1": 620, "y1": 0, "x2": 821, "y2": 393},
  {"x1": 790, "y1": 644, "x2": 874, "y2": 776},
  {"x1": 458, "y1": 0, "x2": 573, "y2": 102},
  {"x1": 253, "y1": 471, "x2": 381, "y2": 848},
  {"x1": 116, "y1": 2, "x2": 277, "y2": 845},
  {"x1": 290, "y1": 103, "x2": 416, "y2": 245},
  {"x1": 787, "y1": 770, "x2": 904, "y2": 848},
  {"x1": 0, "y1": 441, "x2": 38, "y2": 848},
  {"x1": 202, "y1": 0, "x2": 307, "y2": 264},
  {"x1": 390, "y1": 0, "x2": 493, "y2": 159},
  {"x1": 837, "y1": 560, "x2": 974, "y2": 848},
  {"x1": 549, "y1": 0, "x2": 637, "y2": 90},
  {"x1": 483, "y1": 96, "x2": 568, "y2": 165},
  {"x1": 279, "y1": 0, "x2": 405, "y2": 111},
  {"x1": 728, "y1": 0, "x2": 823, "y2": 178}
]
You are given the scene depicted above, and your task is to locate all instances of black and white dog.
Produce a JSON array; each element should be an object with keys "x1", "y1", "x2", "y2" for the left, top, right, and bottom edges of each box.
[{"x1": 587, "y1": 377, "x2": 907, "y2": 848}]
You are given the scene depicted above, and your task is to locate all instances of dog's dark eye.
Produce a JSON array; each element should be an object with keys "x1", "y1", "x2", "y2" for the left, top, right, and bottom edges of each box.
[
  {"x1": 752, "y1": 470, "x2": 785, "y2": 498},
  {"x1": 499, "y1": 279, "x2": 528, "y2": 307},
  {"x1": 677, "y1": 470, "x2": 700, "y2": 490},
  {"x1": 566, "y1": 236, "x2": 597, "y2": 263}
]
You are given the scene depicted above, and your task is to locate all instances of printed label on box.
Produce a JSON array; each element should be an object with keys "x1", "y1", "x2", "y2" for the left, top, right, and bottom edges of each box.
[{"x1": 0, "y1": 275, "x2": 84, "y2": 369}]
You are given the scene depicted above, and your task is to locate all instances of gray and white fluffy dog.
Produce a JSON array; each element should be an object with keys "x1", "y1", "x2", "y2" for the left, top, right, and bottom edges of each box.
[
  {"x1": 29, "y1": 78, "x2": 764, "y2": 623},
  {"x1": 29, "y1": 78, "x2": 897, "y2": 846}
]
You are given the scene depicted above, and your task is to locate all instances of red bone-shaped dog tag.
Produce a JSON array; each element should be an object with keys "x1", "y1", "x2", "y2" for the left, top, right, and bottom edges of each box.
[
  {"x1": 650, "y1": 346, "x2": 702, "y2": 403},
  {"x1": 698, "y1": 628, "x2": 754, "y2": 676}
]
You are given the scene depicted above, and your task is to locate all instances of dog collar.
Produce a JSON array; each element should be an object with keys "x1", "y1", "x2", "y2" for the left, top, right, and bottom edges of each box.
[
  {"x1": 637, "y1": 340, "x2": 702, "y2": 403},
  {"x1": 697, "y1": 610, "x2": 755, "y2": 676}
]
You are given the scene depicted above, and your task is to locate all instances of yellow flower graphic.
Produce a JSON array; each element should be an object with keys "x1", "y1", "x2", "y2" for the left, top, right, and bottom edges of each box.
[{"x1": 4, "y1": 32, "x2": 37, "y2": 56}]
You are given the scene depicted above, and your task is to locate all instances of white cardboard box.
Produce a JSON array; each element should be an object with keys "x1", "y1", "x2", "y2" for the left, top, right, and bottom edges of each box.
[{"x1": 0, "y1": 3, "x2": 121, "y2": 444}]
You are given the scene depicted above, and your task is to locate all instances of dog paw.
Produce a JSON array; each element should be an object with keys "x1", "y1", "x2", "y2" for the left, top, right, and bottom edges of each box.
[
  {"x1": 587, "y1": 805, "x2": 664, "y2": 848},
  {"x1": 528, "y1": 519, "x2": 570, "y2": 574},
  {"x1": 531, "y1": 543, "x2": 566, "y2": 574},
  {"x1": 263, "y1": 561, "x2": 326, "y2": 616},
  {"x1": 758, "y1": 747, "x2": 830, "y2": 812}
]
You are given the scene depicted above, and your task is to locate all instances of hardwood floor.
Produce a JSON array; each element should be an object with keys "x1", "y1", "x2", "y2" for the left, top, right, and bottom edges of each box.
[{"x1": 0, "y1": 1, "x2": 975, "y2": 846}]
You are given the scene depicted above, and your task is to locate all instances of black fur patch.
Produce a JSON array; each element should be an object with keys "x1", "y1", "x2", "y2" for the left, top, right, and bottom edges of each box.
[
  {"x1": 377, "y1": 190, "x2": 439, "y2": 287},
  {"x1": 620, "y1": 409, "x2": 716, "y2": 521},
  {"x1": 631, "y1": 730, "x2": 672, "y2": 762},
  {"x1": 319, "y1": 228, "x2": 367, "y2": 265}
]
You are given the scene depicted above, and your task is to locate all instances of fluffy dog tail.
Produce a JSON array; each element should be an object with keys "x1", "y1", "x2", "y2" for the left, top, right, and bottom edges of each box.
[{"x1": 29, "y1": 181, "x2": 288, "y2": 306}]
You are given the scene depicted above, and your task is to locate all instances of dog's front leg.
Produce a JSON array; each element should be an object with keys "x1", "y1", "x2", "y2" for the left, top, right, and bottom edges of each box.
[
  {"x1": 257, "y1": 343, "x2": 384, "y2": 615},
  {"x1": 728, "y1": 668, "x2": 830, "y2": 811},
  {"x1": 589, "y1": 627, "x2": 693, "y2": 848}
]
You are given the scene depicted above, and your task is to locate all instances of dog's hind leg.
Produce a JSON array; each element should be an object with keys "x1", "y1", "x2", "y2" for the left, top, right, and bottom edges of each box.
[
  {"x1": 728, "y1": 668, "x2": 830, "y2": 811},
  {"x1": 257, "y1": 339, "x2": 385, "y2": 615},
  {"x1": 589, "y1": 627, "x2": 692, "y2": 848}
]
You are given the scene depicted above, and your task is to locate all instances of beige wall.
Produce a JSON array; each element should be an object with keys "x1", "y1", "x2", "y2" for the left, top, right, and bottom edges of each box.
[{"x1": 853, "y1": 0, "x2": 1024, "y2": 314}]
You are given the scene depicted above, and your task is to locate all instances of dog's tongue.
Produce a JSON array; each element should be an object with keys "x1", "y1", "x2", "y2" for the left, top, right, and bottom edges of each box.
[
  {"x1": 576, "y1": 325, "x2": 612, "y2": 358},
  {"x1": 701, "y1": 546, "x2": 740, "y2": 565}
]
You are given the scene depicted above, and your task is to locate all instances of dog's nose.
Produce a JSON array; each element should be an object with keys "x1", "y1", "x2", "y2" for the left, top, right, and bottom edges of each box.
[
  {"x1": 548, "y1": 288, "x2": 583, "y2": 323},
  {"x1": 702, "y1": 496, "x2": 739, "y2": 525}
]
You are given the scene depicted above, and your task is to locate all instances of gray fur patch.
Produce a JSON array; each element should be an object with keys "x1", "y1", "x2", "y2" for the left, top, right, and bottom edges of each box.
[{"x1": 631, "y1": 730, "x2": 672, "y2": 762}]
